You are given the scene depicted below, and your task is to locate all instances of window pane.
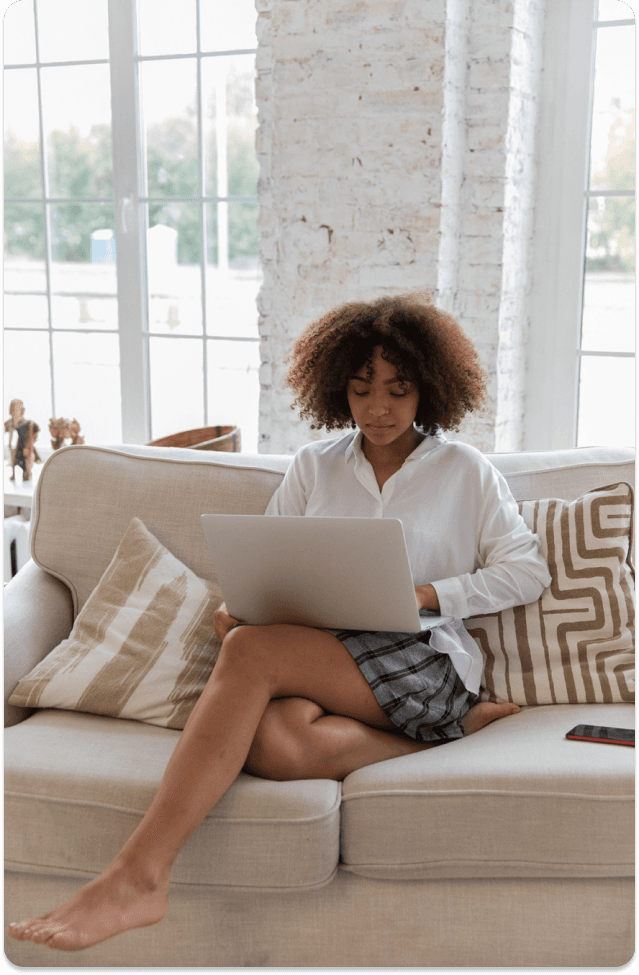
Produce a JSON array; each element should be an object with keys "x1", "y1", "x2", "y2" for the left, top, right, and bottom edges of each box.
[
  {"x1": 589, "y1": 25, "x2": 635, "y2": 191},
  {"x1": 582, "y1": 272, "x2": 635, "y2": 353},
  {"x1": 597, "y1": 0, "x2": 634, "y2": 21},
  {"x1": 147, "y1": 209, "x2": 203, "y2": 336},
  {"x1": 577, "y1": 356, "x2": 635, "y2": 447},
  {"x1": 202, "y1": 55, "x2": 258, "y2": 200},
  {"x1": 40, "y1": 65, "x2": 113, "y2": 198},
  {"x1": 137, "y1": 0, "x2": 196, "y2": 57},
  {"x1": 4, "y1": 202, "x2": 45, "y2": 263},
  {"x1": 4, "y1": 294, "x2": 49, "y2": 330},
  {"x1": 49, "y1": 203, "x2": 117, "y2": 329},
  {"x1": 585, "y1": 194, "x2": 635, "y2": 273},
  {"x1": 206, "y1": 339, "x2": 259, "y2": 452},
  {"x1": 149, "y1": 338, "x2": 204, "y2": 440},
  {"x1": 199, "y1": 0, "x2": 257, "y2": 52},
  {"x1": 52, "y1": 332, "x2": 121, "y2": 445},
  {"x1": 4, "y1": 209, "x2": 48, "y2": 337},
  {"x1": 4, "y1": 68, "x2": 42, "y2": 198},
  {"x1": 4, "y1": 0, "x2": 36, "y2": 64},
  {"x1": 201, "y1": 58, "x2": 221, "y2": 200},
  {"x1": 3, "y1": 331, "x2": 52, "y2": 434},
  {"x1": 227, "y1": 57, "x2": 258, "y2": 196},
  {"x1": 204, "y1": 201, "x2": 259, "y2": 337},
  {"x1": 36, "y1": 0, "x2": 109, "y2": 63},
  {"x1": 141, "y1": 59, "x2": 198, "y2": 198}
]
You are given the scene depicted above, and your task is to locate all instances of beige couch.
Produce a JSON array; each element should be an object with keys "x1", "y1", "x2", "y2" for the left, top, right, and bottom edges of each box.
[{"x1": 4, "y1": 442, "x2": 635, "y2": 967}]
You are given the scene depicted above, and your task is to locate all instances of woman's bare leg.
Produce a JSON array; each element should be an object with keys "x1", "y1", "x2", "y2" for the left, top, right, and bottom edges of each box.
[
  {"x1": 8, "y1": 625, "x2": 518, "y2": 950},
  {"x1": 244, "y1": 697, "x2": 434, "y2": 781},
  {"x1": 6, "y1": 624, "x2": 409, "y2": 950},
  {"x1": 245, "y1": 696, "x2": 520, "y2": 781}
]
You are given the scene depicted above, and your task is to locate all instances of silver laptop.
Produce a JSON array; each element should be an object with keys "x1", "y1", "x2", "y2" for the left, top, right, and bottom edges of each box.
[{"x1": 200, "y1": 514, "x2": 453, "y2": 633}]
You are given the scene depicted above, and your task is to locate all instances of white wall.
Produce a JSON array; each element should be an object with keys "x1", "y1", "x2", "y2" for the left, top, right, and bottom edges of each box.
[{"x1": 255, "y1": 0, "x2": 546, "y2": 454}]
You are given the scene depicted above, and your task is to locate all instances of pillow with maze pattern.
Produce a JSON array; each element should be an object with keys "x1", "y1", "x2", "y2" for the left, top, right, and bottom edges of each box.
[{"x1": 465, "y1": 481, "x2": 635, "y2": 706}]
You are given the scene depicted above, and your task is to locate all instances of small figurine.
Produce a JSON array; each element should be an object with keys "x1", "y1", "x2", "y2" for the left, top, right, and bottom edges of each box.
[
  {"x1": 5, "y1": 400, "x2": 41, "y2": 481},
  {"x1": 49, "y1": 416, "x2": 85, "y2": 450}
]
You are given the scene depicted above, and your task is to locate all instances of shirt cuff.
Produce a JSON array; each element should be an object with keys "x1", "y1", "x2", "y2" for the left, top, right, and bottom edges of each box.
[{"x1": 431, "y1": 576, "x2": 468, "y2": 620}]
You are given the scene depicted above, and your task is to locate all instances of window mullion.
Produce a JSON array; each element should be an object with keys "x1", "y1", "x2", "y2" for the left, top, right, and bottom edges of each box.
[{"x1": 107, "y1": 0, "x2": 150, "y2": 443}]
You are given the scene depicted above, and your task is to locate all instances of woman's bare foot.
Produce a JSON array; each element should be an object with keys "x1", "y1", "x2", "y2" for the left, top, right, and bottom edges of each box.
[
  {"x1": 7, "y1": 858, "x2": 168, "y2": 951},
  {"x1": 462, "y1": 700, "x2": 520, "y2": 736}
]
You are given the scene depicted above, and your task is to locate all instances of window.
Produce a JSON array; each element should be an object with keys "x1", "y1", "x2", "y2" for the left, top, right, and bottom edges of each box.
[
  {"x1": 578, "y1": 0, "x2": 635, "y2": 447},
  {"x1": 4, "y1": 0, "x2": 260, "y2": 450},
  {"x1": 527, "y1": 0, "x2": 635, "y2": 450}
]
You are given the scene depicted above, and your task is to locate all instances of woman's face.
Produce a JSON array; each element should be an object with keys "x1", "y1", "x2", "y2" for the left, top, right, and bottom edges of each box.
[{"x1": 346, "y1": 346, "x2": 420, "y2": 450}]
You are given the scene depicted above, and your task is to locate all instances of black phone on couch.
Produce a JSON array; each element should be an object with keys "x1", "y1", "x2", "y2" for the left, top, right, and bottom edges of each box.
[{"x1": 566, "y1": 725, "x2": 634, "y2": 746}]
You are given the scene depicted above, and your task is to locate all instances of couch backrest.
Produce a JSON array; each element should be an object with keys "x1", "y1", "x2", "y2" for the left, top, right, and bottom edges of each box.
[{"x1": 31, "y1": 442, "x2": 634, "y2": 615}]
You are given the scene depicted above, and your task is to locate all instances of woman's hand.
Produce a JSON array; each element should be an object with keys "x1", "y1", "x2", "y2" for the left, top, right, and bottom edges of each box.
[
  {"x1": 415, "y1": 584, "x2": 441, "y2": 613},
  {"x1": 214, "y1": 602, "x2": 241, "y2": 642}
]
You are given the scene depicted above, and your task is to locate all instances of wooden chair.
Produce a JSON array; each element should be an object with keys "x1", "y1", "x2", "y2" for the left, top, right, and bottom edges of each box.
[{"x1": 148, "y1": 425, "x2": 241, "y2": 452}]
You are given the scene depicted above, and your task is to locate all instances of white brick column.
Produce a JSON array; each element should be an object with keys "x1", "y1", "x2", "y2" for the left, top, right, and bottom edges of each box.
[{"x1": 256, "y1": 0, "x2": 546, "y2": 455}]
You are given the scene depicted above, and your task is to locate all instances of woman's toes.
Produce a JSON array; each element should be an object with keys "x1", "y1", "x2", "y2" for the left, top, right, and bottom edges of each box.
[{"x1": 30, "y1": 924, "x2": 61, "y2": 945}]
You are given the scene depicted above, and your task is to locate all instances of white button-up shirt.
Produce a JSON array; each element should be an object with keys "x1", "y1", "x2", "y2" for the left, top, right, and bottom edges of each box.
[{"x1": 265, "y1": 430, "x2": 551, "y2": 694}]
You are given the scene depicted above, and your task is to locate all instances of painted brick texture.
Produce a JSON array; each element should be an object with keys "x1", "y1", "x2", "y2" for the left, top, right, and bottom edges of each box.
[{"x1": 256, "y1": 0, "x2": 545, "y2": 455}]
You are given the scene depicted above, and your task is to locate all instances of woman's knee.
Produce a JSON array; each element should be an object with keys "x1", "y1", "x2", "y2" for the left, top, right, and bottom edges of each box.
[{"x1": 218, "y1": 624, "x2": 278, "y2": 682}]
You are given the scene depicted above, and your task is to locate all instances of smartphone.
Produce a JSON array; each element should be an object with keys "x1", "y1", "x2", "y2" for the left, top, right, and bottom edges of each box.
[{"x1": 566, "y1": 724, "x2": 634, "y2": 746}]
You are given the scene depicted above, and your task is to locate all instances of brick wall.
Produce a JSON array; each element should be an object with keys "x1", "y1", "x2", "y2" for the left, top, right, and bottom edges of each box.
[{"x1": 256, "y1": 0, "x2": 546, "y2": 454}]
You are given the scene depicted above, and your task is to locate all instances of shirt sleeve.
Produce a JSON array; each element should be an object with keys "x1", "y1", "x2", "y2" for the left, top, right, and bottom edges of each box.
[
  {"x1": 264, "y1": 449, "x2": 310, "y2": 516},
  {"x1": 431, "y1": 464, "x2": 552, "y2": 619}
]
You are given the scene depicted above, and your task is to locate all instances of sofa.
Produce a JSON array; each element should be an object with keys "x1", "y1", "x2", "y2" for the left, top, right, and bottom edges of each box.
[{"x1": 4, "y1": 441, "x2": 634, "y2": 967}]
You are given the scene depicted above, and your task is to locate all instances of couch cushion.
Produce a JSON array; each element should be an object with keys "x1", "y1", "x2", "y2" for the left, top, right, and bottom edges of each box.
[
  {"x1": 466, "y1": 482, "x2": 635, "y2": 706},
  {"x1": 31, "y1": 446, "x2": 286, "y2": 614},
  {"x1": 340, "y1": 703, "x2": 634, "y2": 881},
  {"x1": 5, "y1": 709, "x2": 341, "y2": 891},
  {"x1": 9, "y1": 518, "x2": 224, "y2": 729},
  {"x1": 486, "y1": 446, "x2": 634, "y2": 503}
]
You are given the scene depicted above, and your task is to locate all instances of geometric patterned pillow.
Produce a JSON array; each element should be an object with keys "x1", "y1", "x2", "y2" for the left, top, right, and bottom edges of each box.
[
  {"x1": 465, "y1": 482, "x2": 635, "y2": 706},
  {"x1": 8, "y1": 517, "x2": 223, "y2": 729}
]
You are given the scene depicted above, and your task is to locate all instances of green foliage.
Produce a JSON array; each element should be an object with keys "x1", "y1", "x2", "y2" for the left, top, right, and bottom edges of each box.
[{"x1": 4, "y1": 108, "x2": 258, "y2": 266}]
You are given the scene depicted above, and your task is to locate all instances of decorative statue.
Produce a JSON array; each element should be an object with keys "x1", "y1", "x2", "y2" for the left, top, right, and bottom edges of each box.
[
  {"x1": 49, "y1": 416, "x2": 85, "y2": 450},
  {"x1": 5, "y1": 400, "x2": 41, "y2": 481}
]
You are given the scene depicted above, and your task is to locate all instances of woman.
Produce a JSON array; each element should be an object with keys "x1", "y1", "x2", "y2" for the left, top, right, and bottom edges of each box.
[{"x1": 9, "y1": 293, "x2": 550, "y2": 950}]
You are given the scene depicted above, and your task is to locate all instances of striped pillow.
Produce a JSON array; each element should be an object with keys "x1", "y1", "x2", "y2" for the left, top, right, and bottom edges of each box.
[
  {"x1": 466, "y1": 482, "x2": 635, "y2": 706},
  {"x1": 9, "y1": 517, "x2": 223, "y2": 729}
]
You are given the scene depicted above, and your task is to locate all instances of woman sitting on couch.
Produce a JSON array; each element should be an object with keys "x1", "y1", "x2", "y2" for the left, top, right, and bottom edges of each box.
[{"x1": 9, "y1": 292, "x2": 551, "y2": 950}]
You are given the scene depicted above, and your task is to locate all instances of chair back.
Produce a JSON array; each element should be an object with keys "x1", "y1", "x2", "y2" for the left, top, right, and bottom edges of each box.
[{"x1": 149, "y1": 425, "x2": 241, "y2": 452}]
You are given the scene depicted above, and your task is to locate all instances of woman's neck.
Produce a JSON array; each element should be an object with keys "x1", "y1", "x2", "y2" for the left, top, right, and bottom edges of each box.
[{"x1": 361, "y1": 427, "x2": 425, "y2": 481}]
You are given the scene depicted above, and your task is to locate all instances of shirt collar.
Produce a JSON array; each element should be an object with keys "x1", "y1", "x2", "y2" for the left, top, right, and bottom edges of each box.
[{"x1": 344, "y1": 427, "x2": 447, "y2": 464}]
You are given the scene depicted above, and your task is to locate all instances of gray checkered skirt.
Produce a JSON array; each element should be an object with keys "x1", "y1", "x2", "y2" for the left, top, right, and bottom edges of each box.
[{"x1": 327, "y1": 625, "x2": 478, "y2": 744}]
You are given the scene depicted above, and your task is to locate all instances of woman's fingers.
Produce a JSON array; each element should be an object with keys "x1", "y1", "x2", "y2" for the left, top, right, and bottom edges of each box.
[{"x1": 214, "y1": 603, "x2": 241, "y2": 641}]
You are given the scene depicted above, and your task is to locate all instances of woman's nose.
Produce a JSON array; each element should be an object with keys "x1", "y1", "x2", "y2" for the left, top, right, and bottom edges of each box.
[{"x1": 368, "y1": 394, "x2": 390, "y2": 416}]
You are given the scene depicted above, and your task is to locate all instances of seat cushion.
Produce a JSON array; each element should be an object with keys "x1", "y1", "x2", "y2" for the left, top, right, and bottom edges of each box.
[
  {"x1": 5, "y1": 710, "x2": 341, "y2": 891},
  {"x1": 340, "y1": 703, "x2": 634, "y2": 881}
]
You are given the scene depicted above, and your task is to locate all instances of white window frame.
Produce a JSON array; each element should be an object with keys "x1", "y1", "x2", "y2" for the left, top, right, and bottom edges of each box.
[{"x1": 526, "y1": 0, "x2": 635, "y2": 450}]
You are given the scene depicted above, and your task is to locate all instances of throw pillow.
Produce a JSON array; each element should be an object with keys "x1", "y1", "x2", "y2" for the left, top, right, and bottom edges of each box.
[
  {"x1": 465, "y1": 481, "x2": 634, "y2": 706},
  {"x1": 9, "y1": 517, "x2": 223, "y2": 729}
]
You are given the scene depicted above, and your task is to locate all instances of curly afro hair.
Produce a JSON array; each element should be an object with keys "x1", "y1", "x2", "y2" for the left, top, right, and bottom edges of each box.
[{"x1": 285, "y1": 292, "x2": 487, "y2": 435}]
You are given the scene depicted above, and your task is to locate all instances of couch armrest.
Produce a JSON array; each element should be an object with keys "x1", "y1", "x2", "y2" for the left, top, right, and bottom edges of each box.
[{"x1": 4, "y1": 559, "x2": 73, "y2": 727}]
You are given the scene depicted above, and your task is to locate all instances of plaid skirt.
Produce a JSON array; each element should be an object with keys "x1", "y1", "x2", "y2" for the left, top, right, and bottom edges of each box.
[{"x1": 327, "y1": 625, "x2": 478, "y2": 744}]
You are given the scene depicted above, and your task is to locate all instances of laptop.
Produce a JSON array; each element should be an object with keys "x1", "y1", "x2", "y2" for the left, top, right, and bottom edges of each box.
[{"x1": 200, "y1": 514, "x2": 454, "y2": 633}]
